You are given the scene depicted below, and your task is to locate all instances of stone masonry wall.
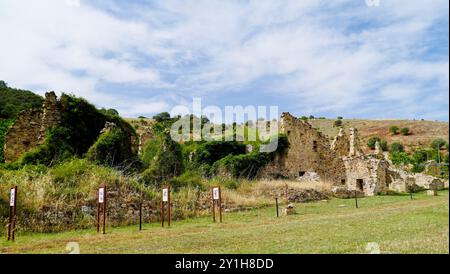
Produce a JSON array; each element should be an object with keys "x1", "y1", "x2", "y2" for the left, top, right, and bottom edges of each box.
[
  {"x1": 331, "y1": 128, "x2": 350, "y2": 158},
  {"x1": 262, "y1": 112, "x2": 347, "y2": 183},
  {"x1": 4, "y1": 92, "x2": 61, "y2": 163},
  {"x1": 38, "y1": 92, "x2": 61, "y2": 143},
  {"x1": 4, "y1": 109, "x2": 42, "y2": 163}
]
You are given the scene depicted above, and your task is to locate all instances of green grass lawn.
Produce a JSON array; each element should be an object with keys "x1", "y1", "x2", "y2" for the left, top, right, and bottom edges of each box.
[{"x1": 1, "y1": 190, "x2": 448, "y2": 254}]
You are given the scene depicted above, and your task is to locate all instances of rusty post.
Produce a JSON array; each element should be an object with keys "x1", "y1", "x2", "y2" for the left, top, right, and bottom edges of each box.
[
  {"x1": 275, "y1": 198, "x2": 279, "y2": 218},
  {"x1": 97, "y1": 189, "x2": 100, "y2": 233},
  {"x1": 139, "y1": 202, "x2": 142, "y2": 231},
  {"x1": 102, "y1": 185, "x2": 106, "y2": 234},
  {"x1": 12, "y1": 186, "x2": 17, "y2": 241},
  {"x1": 161, "y1": 201, "x2": 165, "y2": 227},
  {"x1": 218, "y1": 186, "x2": 222, "y2": 223},
  {"x1": 168, "y1": 186, "x2": 171, "y2": 227},
  {"x1": 211, "y1": 188, "x2": 216, "y2": 223}
]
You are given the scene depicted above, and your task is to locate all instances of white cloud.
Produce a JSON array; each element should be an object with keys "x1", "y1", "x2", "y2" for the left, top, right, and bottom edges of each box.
[{"x1": 0, "y1": 0, "x2": 448, "y2": 120}]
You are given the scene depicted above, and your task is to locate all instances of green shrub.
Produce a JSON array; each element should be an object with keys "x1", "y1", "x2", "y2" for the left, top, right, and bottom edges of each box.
[
  {"x1": 192, "y1": 141, "x2": 246, "y2": 166},
  {"x1": 141, "y1": 139, "x2": 161, "y2": 167},
  {"x1": 333, "y1": 120, "x2": 343, "y2": 127},
  {"x1": 431, "y1": 138, "x2": 447, "y2": 150},
  {"x1": 167, "y1": 171, "x2": 205, "y2": 191},
  {"x1": 367, "y1": 136, "x2": 388, "y2": 151},
  {"x1": 211, "y1": 135, "x2": 288, "y2": 179},
  {"x1": 390, "y1": 142, "x2": 404, "y2": 153},
  {"x1": 389, "y1": 126, "x2": 399, "y2": 135},
  {"x1": 140, "y1": 132, "x2": 183, "y2": 187},
  {"x1": 86, "y1": 126, "x2": 134, "y2": 167},
  {"x1": 0, "y1": 85, "x2": 43, "y2": 119},
  {"x1": 153, "y1": 112, "x2": 171, "y2": 122},
  {"x1": 20, "y1": 126, "x2": 74, "y2": 166},
  {"x1": 58, "y1": 94, "x2": 109, "y2": 156},
  {"x1": 390, "y1": 151, "x2": 411, "y2": 166},
  {"x1": 367, "y1": 136, "x2": 381, "y2": 149},
  {"x1": 401, "y1": 127, "x2": 410, "y2": 135},
  {"x1": 300, "y1": 116, "x2": 308, "y2": 121}
]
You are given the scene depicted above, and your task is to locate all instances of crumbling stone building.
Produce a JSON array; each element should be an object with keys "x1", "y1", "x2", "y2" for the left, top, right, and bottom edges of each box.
[
  {"x1": 261, "y1": 112, "x2": 444, "y2": 196},
  {"x1": 4, "y1": 92, "x2": 61, "y2": 163},
  {"x1": 261, "y1": 112, "x2": 347, "y2": 183}
]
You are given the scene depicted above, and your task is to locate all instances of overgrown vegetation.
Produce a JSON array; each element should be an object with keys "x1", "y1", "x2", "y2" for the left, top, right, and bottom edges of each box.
[
  {"x1": 389, "y1": 139, "x2": 449, "y2": 177},
  {"x1": 367, "y1": 136, "x2": 388, "y2": 151},
  {"x1": 86, "y1": 126, "x2": 135, "y2": 167},
  {"x1": 211, "y1": 135, "x2": 289, "y2": 179},
  {"x1": 0, "y1": 119, "x2": 14, "y2": 163},
  {"x1": 140, "y1": 131, "x2": 184, "y2": 188},
  {"x1": 0, "y1": 81, "x2": 43, "y2": 119},
  {"x1": 15, "y1": 93, "x2": 137, "y2": 167}
]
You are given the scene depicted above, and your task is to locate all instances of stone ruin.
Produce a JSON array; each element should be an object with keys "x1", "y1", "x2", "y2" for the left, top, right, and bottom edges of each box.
[
  {"x1": 261, "y1": 112, "x2": 446, "y2": 196},
  {"x1": 4, "y1": 92, "x2": 60, "y2": 163},
  {"x1": 3, "y1": 91, "x2": 139, "y2": 163},
  {"x1": 261, "y1": 112, "x2": 347, "y2": 183}
]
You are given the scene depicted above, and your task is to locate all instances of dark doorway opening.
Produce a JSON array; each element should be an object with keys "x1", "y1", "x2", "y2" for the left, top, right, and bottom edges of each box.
[
  {"x1": 312, "y1": 141, "x2": 318, "y2": 152},
  {"x1": 299, "y1": 171, "x2": 306, "y2": 177},
  {"x1": 341, "y1": 179, "x2": 346, "y2": 185},
  {"x1": 356, "y1": 179, "x2": 364, "y2": 191}
]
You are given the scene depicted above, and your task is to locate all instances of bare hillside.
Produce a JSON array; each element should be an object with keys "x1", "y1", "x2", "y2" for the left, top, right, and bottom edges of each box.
[{"x1": 309, "y1": 119, "x2": 449, "y2": 153}]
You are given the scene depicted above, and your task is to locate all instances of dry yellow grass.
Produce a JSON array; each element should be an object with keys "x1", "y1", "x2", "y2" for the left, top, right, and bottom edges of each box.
[{"x1": 220, "y1": 179, "x2": 332, "y2": 209}]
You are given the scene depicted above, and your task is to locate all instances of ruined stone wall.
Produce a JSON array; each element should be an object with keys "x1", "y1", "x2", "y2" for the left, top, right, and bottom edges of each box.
[
  {"x1": 262, "y1": 112, "x2": 346, "y2": 183},
  {"x1": 4, "y1": 109, "x2": 42, "y2": 163},
  {"x1": 331, "y1": 128, "x2": 350, "y2": 157},
  {"x1": 4, "y1": 91, "x2": 61, "y2": 163},
  {"x1": 344, "y1": 157, "x2": 389, "y2": 196},
  {"x1": 38, "y1": 92, "x2": 61, "y2": 143}
]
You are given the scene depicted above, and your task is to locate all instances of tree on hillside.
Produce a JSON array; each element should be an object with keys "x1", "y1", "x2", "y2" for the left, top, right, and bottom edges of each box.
[
  {"x1": 390, "y1": 142, "x2": 404, "y2": 153},
  {"x1": 100, "y1": 108, "x2": 119, "y2": 117},
  {"x1": 0, "y1": 80, "x2": 7, "y2": 88},
  {"x1": 153, "y1": 112, "x2": 171, "y2": 122},
  {"x1": 431, "y1": 138, "x2": 447, "y2": 150},
  {"x1": 0, "y1": 85, "x2": 43, "y2": 119},
  {"x1": 367, "y1": 136, "x2": 388, "y2": 151},
  {"x1": 333, "y1": 119, "x2": 343, "y2": 127},
  {"x1": 337, "y1": 116, "x2": 343, "y2": 120},
  {"x1": 400, "y1": 127, "x2": 410, "y2": 135},
  {"x1": 389, "y1": 126, "x2": 399, "y2": 135}
]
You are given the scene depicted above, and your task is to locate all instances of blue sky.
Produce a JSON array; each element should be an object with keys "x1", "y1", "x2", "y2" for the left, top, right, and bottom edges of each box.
[{"x1": 0, "y1": 0, "x2": 448, "y2": 121}]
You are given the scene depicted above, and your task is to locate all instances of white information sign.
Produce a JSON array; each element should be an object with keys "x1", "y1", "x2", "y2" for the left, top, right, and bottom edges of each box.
[
  {"x1": 98, "y1": 187, "x2": 105, "y2": 203},
  {"x1": 213, "y1": 187, "x2": 220, "y2": 200},
  {"x1": 162, "y1": 188, "x2": 169, "y2": 202},
  {"x1": 10, "y1": 188, "x2": 15, "y2": 206}
]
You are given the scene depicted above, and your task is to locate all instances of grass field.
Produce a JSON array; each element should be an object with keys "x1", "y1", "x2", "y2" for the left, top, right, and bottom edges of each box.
[{"x1": 1, "y1": 190, "x2": 448, "y2": 254}]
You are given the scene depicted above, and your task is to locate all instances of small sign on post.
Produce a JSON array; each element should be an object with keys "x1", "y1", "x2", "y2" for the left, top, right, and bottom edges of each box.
[
  {"x1": 161, "y1": 186, "x2": 171, "y2": 227},
  {"x1": 211, "y1": 186, "x2": 222, "y2": 223},
  {"x1": 8, "y1": 186, "x2": 17, "y2": 241},
  {"x1": 97, "y1": 186, "x2": 107, "y2": 234}
]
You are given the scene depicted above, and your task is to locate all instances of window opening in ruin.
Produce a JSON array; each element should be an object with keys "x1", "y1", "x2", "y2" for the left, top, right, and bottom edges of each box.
[
  {"x1": 313, "y1": 140, "x2": 318, "y2": 152},
  {"x1": 341, "y1": 179, "x2": 346, "y2": 185},
  {"x1": 356, "y1": 179, "x2": 364, "y2": 191},
  {"x1": 287, "y1": 130, "x2": 291, "y2": 136},
  {"x1": 299, "y1": 171, "x2": 306, "y2": 177}
]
